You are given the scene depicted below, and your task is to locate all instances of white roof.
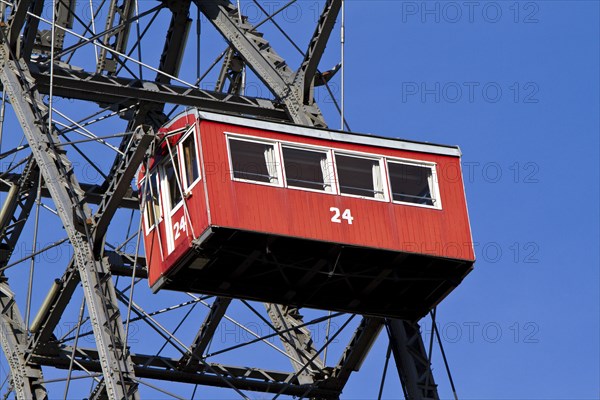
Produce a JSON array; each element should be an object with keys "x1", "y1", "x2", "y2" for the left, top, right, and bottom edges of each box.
[{"x1": 167, "y1": 109, "x2": 462, "y2": 157}]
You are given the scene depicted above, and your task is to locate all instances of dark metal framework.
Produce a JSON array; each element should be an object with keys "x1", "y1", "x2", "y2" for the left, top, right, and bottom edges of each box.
[{"x1": 0, "y1": 0, "x2": 449, "y2": 398}]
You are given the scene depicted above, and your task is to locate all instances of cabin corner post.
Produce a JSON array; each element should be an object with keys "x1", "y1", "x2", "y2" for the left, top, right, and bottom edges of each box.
[{"x1": 0, "y1": 45, "x2": 140, "y2": 400}]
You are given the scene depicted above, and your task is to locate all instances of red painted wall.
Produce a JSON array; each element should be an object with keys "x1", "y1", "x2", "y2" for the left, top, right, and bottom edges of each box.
[
  {"x1": 200, "y1": 119, "x2": 474, "y2": 262},
  {"x1": 140, "y1": 119, "x2": 210, "y2": 287},
  {"x1": 142, "y1": 113, "x2": 475, "y2": 288}
]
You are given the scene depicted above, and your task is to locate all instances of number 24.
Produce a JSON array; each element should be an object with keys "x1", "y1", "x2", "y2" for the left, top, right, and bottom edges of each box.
[
  {"x1": 173, "y1": 216, "x2": 187, "y2": 239},
  {"x1": 330, "y1": 207, "x2": 354, "y2": 225}
]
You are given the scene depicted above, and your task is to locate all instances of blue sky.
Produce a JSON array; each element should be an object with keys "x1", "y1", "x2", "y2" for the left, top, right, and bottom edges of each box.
[
  {"x1": 0, "y1": 1, "x2": 598, "y2": 399},
  {"x1": 335, "y1": 1, "x2": 599, "y2": 398}
]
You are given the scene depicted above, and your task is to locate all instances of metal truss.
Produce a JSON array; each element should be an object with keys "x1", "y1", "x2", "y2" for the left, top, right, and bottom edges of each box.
[
  {"x1": 28, "y1": 62, "x2": 290, "y2": 121},
  {"x1": 0, "y1": 158, "x2": 39, "y2": 266},
  {"x1": 387, "y1": 319, "x2": 440, "y2": 400},
  {"x1": 0, "y1": 0, "x2": 447, "y2": 398},
  {"x1": 0, "y1": 280, "x2": 46, "y2": 399},
  {"x1": 0, "y1": 45, "x2": 141, "y2": 398},
  {"x1": 96, "y1": 0, "x2": 135, "y2": 74},
  {"x1": 179, "y1": 296, "x2": 231, "y2": 369},
  {"x1": 264, "y1": 304, "x2": 326, "y2": 385},
  {"x1": 196, "y1": 0, "x2": 329, "y2": 127},
  {"x1": 31, "y1": 346, "x2": 340, "y2": 398}
]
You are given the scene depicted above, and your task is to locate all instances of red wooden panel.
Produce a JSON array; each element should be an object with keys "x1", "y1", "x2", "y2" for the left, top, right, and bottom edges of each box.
[
  {"x1": 200, "y1": 119, "x2": 475, "y2": 262},
  {"x1": 143, "y1": 111, "x2": 475, "y2": 290},
  {"x1": 141, "y1": 120, "x2": 211, "y2": 288},
  {"x1": 144, "y1": 227, "x2": 163, "y2": 286}
]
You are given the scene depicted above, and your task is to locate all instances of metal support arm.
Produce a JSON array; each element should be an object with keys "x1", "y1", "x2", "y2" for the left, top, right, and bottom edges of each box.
[
  {"x1": 180, "y1": 297, "x2": 231, "y2": 368},
  {"x1": 265, "y1": 304, "x2": 325, "y2": 384},
  {"x1": 294, "y1": 0, "x2": 342, "y2": 104},
  {"x1": 386, "y1": 319, "x2": 439, "y2": 400},
  {"x1": 322, "y1": 317, "x2": 383, "y2": 393}
]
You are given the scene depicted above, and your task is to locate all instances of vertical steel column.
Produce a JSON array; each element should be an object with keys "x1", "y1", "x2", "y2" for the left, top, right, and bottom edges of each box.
[
  {"x1": 265, "y1": 304, "x2": 325, "y2": 384},
  {"x1": 387, "y1": 319, "x2": 439, "y2": 400},
  {"x1": 0, "y1": 45, "x2": 139, "y2": 399},
  {"x1": 97, "y1": 0, "x2": 135, "y2": 74},
  {"x1": 215, "y1": 48, "x2": 245, "y2": 94},
  {"x1": 0, "y1": 281, "x2": 47, "y2": 399}
]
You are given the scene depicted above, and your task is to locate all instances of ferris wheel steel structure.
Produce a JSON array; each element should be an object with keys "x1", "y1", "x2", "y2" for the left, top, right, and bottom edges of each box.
[{"x1": 0, "y1": 0, "x2": 451, "y2": 398}]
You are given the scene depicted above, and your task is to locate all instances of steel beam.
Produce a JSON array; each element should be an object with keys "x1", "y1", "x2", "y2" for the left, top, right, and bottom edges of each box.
[
  {"x1": 322, "y1": 317, "x2": 383, "y2": 393},
  {"x1": 34, "y1": 0, "x2": 75, "y2": 55},
  {"x1": 20, "y1": 0, "x2": 44, "y2": 60},
  {"x1": 0, "y1": 280, "x2": 47, "y2": 399},
  {"x1": 26, "y1": 62, "x2": 290, "y2": 121},
  {"x1": 294, "y1": 0, "x2": 342, "y2": 104},
  {"x1": 105, "y1": 251, "x2": 147, "y2": 279},
  {"x1": 91, "y1": 125, "x2": 154, "y2": 254},
  {"x1": 27, "y1": 264, "x2": 78, "y2": 354},
  {"x1": 265, "y1": 304, "x2": 325, "y2": 385},
  {"x1": 0, "y1": 158, "x2": 40, "y2": 265},
  {"x1": 97, "y1": 0, "x2": 135, "y2": 74},
  {"x1": 196, "y1": 0, "x2": 326, "y2": 127},
  {"x1": 215, "y1": 47, "x2": 244, "y2": 94},
  {"x1": 25, "y1": 128, "x2": 153, "y2": 396},
  {"x1": 28, "y1": 251, "x2": 146, "y2": 355},
  {"x1": 0, "y1": 173, "x2": 140, "y2": 209},
  {"x1": 31, "y1": 346, "x2": 339, "y2": 398},
  {"x1": 88, "y1": 380, "x2": 108, "y2": 400},
  {"x1": 119, "y1": 0, "x2": 192, "y2": 131},
  {"x1": 6, "y1": 0, "x2": 34, "y2": 51},
  {"x1": 0, "y1": 45, "x2": 139, "y2": 399},
  {"x1": 386, "y1": 319, "x2": 439, "y2": 400},
  {"x1": 155, "y1": 0, "x2": 191, "y2": 84},
  {"x1": 180, "y1": 297, "x2": 231, "y2": 368}
]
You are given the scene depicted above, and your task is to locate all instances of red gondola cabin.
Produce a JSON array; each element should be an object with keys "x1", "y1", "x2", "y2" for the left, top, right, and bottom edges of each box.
[{"x1": 138, "y1": 110, "x2": 475, "y2": 320}]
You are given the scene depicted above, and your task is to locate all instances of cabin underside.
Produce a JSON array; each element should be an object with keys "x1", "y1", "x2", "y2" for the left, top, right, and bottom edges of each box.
[{"x1": 152, "y1": 228, "x2": 474, "y2": 321}]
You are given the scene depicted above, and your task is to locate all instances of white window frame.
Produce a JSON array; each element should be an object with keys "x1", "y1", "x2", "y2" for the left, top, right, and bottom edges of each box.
[
  {"x1": 159, "y1": 158, "x2": 185, "y2": 216},
  {"x1": 140, "y1": 170, "x2": 163, "y2": 235},
  {"x1": 158, "y1": 155, "x2": 186, "y2": 254},
  {"x1": 178, "y1": 126, "x2": 202, "y2": 193},
  {"x1": 225, "y1": 133, "x2": 283, "y2": 188},
  {"x1": 334, "y1": 150, "x2": 389, "y2": 202},
  {"x1": 386, "y1": 158, "x2": 442, "y2": 210},
  {"x1": 280, "y1": 142, "x2": 337, "y2": 195}
]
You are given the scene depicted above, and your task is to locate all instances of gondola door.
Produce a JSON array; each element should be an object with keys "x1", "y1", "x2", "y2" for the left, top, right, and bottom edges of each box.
[{"x1": 159, "y1": 153, "x2": 185, "y2": 255}]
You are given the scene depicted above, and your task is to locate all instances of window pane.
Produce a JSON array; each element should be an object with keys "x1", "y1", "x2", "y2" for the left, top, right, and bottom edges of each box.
[
  {"x1": 229, "y1": 138, "x2": 278, "y2": 184},
  {"x1": 336, "y1": 154, "x2": 383, "y2": 198},
  {"x1": 388, "y1": 162, "x2": 434, "y2": 206},
  {"x1": 164, "y1": 158, "x2": 183, "y2": 209},
  {"x1": 283, "y1": 147, "x2": 331, "y2": 191},
  {"x1": 182, "y1": 133, "x2": 199, "y2": 187}
]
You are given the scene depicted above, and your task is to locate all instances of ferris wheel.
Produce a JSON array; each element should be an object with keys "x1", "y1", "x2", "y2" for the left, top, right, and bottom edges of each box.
[{"x1": 0, "y1": 0, "x2": 474, "y2": 398}]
